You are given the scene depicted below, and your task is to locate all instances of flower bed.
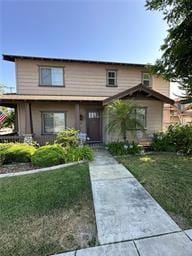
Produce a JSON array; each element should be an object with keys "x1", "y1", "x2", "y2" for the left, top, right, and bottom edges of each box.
[
  {"x1": 0, "y1": 163, "x2": 39, "y2": 175},
  {"x1": 0, "y1": 129, "x2": 94, "y2": 173}
]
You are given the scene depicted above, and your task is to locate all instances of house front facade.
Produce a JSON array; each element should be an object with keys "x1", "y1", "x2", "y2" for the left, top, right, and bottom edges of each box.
[{"x1": 1, "y1": 54, "x2": 174, "y2": 144}]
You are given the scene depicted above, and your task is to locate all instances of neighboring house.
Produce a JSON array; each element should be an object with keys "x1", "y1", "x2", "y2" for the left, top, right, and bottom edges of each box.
[
  {"x1": 164, "y1": 100, "x2": 192, "y2": 129},
  {"x1": 0, "y1": 54, "x2": 174, "y2": 144}
]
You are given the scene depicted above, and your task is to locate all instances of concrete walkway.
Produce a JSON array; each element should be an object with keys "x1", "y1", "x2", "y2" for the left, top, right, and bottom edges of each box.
[
  {"x1": 89, "y1": 150, "x2": 182, "y2": 244},
  {"x1": 54, "y1": 149, "x2": 192, "y2": 256}
]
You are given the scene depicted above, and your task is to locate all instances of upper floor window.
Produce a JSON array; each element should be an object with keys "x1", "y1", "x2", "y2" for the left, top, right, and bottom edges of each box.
[
  {"x1": 106, "y1": 70, "x2": 117, "y2": 87},
  {"x1": 142, "y1": 73, "x2": 151, "y2": 87},
  {"x1": 40, "y1": 67, "x2": 64, "y2": 86}
]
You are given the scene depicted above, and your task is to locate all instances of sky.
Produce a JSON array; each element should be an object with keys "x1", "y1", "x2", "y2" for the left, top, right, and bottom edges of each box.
[{"x1": 0, "y1": 0, "x2": 180, "y2": 97}]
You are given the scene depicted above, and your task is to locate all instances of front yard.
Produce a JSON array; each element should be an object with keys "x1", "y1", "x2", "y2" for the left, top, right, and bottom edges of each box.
[
  {"x1": 119, "y1": 154, "x2": 192, "y2": 229},
  {"x1": 0, "y1": 164, "x2": 96, "y2": 256}
]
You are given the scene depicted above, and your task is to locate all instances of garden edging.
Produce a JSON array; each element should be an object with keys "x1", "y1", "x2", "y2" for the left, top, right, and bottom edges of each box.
[{"x1": 0, "y1": 160, "x2": 87, "y2": 179}]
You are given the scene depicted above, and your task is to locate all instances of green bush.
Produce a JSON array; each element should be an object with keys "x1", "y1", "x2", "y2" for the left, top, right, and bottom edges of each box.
[
  {"x1": 107, "y1": 141, "x2": 142, "y2": 156},
  {"x1": 0, "y1": 152, "x2": 5, "y2": 166},
  {"x1": 152, "y1": 124, "x2": 192, "y2": 155},
  {"x1": 31, "y1": 144, "x2": 65, "y2": 167},
  {"x1": 0, "y1": 143, "x2": 36, "y2": 163},
  {"x1": 151, "y1": 133, "x2": 176, "y2": 152},
  {"x1": 64, "y1": 146, "x2": 93, "y2": 162},
  {"x1": 55, "y1": 128, "x2": 79, "y2": 147}
]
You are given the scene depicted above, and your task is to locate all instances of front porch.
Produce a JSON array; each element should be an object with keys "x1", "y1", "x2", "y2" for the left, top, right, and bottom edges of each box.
[{"x1": 0, "y1": 95, "x2": 105, "y2": 144}]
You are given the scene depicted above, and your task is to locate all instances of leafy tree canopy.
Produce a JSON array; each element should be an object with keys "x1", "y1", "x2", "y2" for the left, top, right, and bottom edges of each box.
[{"x1": 146, "y1": 0, "x2": 192, "y2": 102}]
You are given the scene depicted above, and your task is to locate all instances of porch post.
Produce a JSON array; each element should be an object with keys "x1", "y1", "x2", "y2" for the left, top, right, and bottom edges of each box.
[
  {"x1": 14, "y1": 105, "x2": 18, "y2": 133},
  {"x1": 75, "y1": 103, "x2": 80, "y2": 130},
  {"x1": 24, "y1": 102, "x2": 33, "y2": 142}
]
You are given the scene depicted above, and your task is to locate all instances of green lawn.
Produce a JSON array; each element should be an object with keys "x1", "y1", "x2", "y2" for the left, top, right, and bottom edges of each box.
[
  {"x1": 0, "y1": 164, "x2": 96, "y2": 256},
  {"x1": 119, "y1": 154, "x2": 192, "y2": 229}
]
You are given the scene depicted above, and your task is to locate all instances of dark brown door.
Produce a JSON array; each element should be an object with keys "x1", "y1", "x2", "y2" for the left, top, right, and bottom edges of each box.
[{"x1": 87, "y1": 110, "x2": 101, "y2": 142}]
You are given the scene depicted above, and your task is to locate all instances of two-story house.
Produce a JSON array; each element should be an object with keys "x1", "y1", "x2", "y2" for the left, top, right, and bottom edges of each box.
[{"x1": 1, "y1": 54, "x2": 174, "y2": 144}]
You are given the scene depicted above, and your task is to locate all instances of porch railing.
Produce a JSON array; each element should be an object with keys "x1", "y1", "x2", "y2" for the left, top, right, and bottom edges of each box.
[
  {"x1": 0, "y1": 135, "x2": 24, "y2": 143},
  {"x1": 33, "y1": 135, "x2": 56, "y2": 146},
  {"x1": 0, "y1": 135, "x2": 56, "y2": 145}
]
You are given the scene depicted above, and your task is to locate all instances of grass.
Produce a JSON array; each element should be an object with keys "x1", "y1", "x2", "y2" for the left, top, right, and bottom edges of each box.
[
  {"x1": 0, "y1": 164, "x2": 96, "y2": 256},
  {"x1": 119, "y1": 154, "x2": 192, "y2": 229}
]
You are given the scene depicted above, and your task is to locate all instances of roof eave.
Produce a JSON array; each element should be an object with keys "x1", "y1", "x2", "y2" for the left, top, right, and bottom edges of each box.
[{"x1": 2, "y1": 54, "x2": 146, "y2": 67}]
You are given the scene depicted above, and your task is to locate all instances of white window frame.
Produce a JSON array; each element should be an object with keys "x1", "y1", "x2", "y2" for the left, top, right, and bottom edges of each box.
[
  {"x1": 39, "y1": 66, "x2": 64, "y2": 86},
  {"x1": 142, "y1": 73, "x2": 151, "y2": 87},
  {"x1": 106, "y1": 70, "x2": 117, "y2": 87}
]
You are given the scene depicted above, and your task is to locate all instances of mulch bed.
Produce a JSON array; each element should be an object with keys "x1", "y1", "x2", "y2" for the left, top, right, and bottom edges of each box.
[{"x1": 0, "y1": 163, "x2": 39, "y2": 174}]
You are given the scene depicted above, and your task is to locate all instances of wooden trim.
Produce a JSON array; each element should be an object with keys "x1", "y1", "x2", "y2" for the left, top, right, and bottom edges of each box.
[
  {"x1": 38, "y1": 66, "x2": 65, "y2": 87},
  {"x1": 103, "y1": 83, "x2": 175, "y2": 105}
]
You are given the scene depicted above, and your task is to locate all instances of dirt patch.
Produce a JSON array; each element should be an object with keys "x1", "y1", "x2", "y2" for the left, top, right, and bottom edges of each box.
[
  {"x1": 168, "y1": 211, "x2": 190, "y2": 230},
  {"x1": 0, "y1": 204, "x2": 97, "y2": 256},
  {"x1": 0, "y1": 163, "x2": 39, "y2": 174}
]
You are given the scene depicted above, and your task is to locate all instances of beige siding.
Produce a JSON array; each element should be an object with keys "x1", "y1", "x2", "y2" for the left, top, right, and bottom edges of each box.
[
  {"x1": 104, "y1": 100, "x2": 163, "y2": 143},
  {"x1": 16, "y1": 59, "x2": 170, "y2": 97},
  {"x1": 152, "y1": 75, "x2": 170, "y2": 96}
]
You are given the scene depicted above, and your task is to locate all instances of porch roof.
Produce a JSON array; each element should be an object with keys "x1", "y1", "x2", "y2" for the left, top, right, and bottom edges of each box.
[
  {"x1": 103, "y1": 83, "x2": 175, "y2": 105},
  {"x1": 0, "y1": 94, "x2": 107, "y2": 103}
]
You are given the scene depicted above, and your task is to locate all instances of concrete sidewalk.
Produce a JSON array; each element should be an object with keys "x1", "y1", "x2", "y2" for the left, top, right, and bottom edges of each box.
[
  {"x1": 54, "y1": 149, "x2": 192, "y2": 256},
  {"x1": 89, "y1": 150, "x2": 181, "y2": 244}
]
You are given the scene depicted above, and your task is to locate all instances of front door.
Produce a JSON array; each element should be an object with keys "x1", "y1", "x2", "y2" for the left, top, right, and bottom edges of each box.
[{"x1": 87, "y1": 110, "x2": 101, "y2": 142}]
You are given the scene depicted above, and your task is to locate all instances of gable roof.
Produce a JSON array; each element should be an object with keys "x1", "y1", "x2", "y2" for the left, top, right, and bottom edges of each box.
[
  {"x1": 2, "y1": 54, "x2": 145, "y2": 68},
  {"x1": 103, "y1": 83, "x2": 175, "y2": 105}
]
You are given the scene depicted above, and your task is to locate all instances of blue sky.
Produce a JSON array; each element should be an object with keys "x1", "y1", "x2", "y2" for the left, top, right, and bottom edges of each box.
[{"x1": 0, "y1": 0, "x2": 168, "y2": 92}]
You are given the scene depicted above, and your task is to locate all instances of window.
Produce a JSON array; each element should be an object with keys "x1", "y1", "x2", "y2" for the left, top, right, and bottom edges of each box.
[
  {"x1": 135, "y1": 108, "x2": 147, "y2": 129},
  {"x1": 106, "y1": 70, "x2": 117, "y2": 86},
  {"x1": 88, "y1": 111, "x2": 100, "y2": 119},
  {"x1": 42, "y1": 112, "x2": 66, "y2": 134},
  {"x1": 142, "y1": 73, "x2": 151, "y2": 87},
  {"x1": 40, "y1": 67, "x2": 64, "y2": 86}
]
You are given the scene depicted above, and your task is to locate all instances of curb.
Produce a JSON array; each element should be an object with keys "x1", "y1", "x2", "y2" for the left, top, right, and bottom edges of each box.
[{"x1": 0, "y1": 160, "x2": 87, "y2": 179}]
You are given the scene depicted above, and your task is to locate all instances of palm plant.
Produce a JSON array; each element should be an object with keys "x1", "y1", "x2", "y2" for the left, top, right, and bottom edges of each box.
[{"x1": 105, "y1": 100, "x2": 144, "y2": 142}]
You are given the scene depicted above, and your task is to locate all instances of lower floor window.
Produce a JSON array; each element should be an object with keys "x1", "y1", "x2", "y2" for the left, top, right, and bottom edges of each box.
[
  {"x1": 135, "y1": 108, "x2": 147, "y2": 129},
  {"x1": 42, "y1": 112, "x2": 66, "y2": 134}
]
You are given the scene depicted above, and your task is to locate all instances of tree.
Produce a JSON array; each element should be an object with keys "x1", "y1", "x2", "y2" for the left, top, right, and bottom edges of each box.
[
  {"x1": 146, "y1": 0, "x2": 192, "y2": 102},
  {"x1": 106, "y1": 100, "x2": 144, "y2": 142}
]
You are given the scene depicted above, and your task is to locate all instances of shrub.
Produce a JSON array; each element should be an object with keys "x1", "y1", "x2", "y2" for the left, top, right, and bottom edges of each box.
[
  {"x1": 151, "y1": 133, "x2": 176, "y2": 152},
  {"x1": 151, "y1": 124, "x2": 192, "y2": 155},
  {"x1": 64, "y1": 145, "x2": 93, "y2": 162},
  {"x1": 0, "y1": 152, "x2": 5, "y2": 166},
  {"x1": 0, "y1": 143, "x2": 36, "y2": 163},
  {"x1": 55, "y1": 128, "x2": 79, "y2": 147},
  {"x1": 107, "y1": 141, "x2": 142, "y2": 156},
  {"x1": 31, "y1": 144, "x2": 65, "y2": 167}
]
